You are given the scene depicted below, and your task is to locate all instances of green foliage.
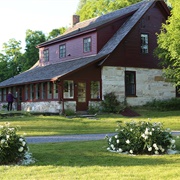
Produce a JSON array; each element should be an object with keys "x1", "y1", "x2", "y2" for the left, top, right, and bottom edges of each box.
[
  {"x1": 23, "y1": 29, "x2": 46, "y2": 71},
  {"x1": 106, "y1": 120, "x2": 177, "y2": 155},
  {"x1": 64, "y1": 109, "x2": 76, "y2": 116},
  {"x1": 101, "y1": 92, "x2": 124, "y2": 113},
  {"x1": 0, "y1": 122, "x2": 29, "y2": 165},
  {"x1": 144, "y1": 98, "x2": 180, "y2": 111},
  {"x1": 47, "y1": 27, "x2": 66, "y2": 40},
  {"x1": 155, "y1": 0, "x2": 180, "y2": 86},
  {"x1": 0, "y1": 39, "x2": 23, "y2": 81},
  {"x1": 88, "y1": 105, "x2": 100, "y2": 114},
  {"x1": 76, "y1": 0, "x2": 142, "y2": 21}
]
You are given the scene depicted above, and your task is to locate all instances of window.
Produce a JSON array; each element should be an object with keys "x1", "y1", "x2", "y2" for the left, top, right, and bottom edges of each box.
[
  {"x1": 36, "y1": 84, "x2": 41, "y2": 100},
  {"x1": 53, "y1": 83, "x2": 58, "y2": 99},
  {"x1": 59, "y1": 44, "x2": 66, "y2": 58},
  {"x1": 47, "y1": 82, "x2": 53, "y2": 99},
  {"x1": 43, "y1": 49, "x2": 49, "y2": 61},
  {"x1": 3, "y1": 88, "x2": 6, "y2": 101},
  {"x1": 63, "y1": 80, "x2": 74, "y2": 99},
  {"x1": 83, "y1": 37, "x2": 91, "y2": 52},
  {"x1": 41, "y1": 82, "x2": 47, "y2": 100},
  {"x1": 25, "y1": 85, "x2": 29, "y2": 100},
  {"x1": 91, "y1": 81, "x2": 100, "y2": 99},
  {"x1": 141, "y1": 34, "x2": 148, "y2": 54},
  {"x1": 125, "y1": 71, "x2": 136, "y2": 96},
  {"x1": 30, "y1": 84, "x2": 34, "y2": 100}
]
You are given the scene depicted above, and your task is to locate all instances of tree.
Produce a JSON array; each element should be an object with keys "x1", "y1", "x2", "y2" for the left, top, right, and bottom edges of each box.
[
  {"x1": 76, "y1": 0, "x2": 142, "y2": 21},
  {"x1": 155, "y1": 0, "x2": 180, "y2": 86},
  {"x1": 23, "y1": 29, "x2": 46, "y2": 71},
  {"x1": 47, "y1": 27, "x2": 66, "y2": 40},
  {"x1": 0, "y1": 39, "x2": 23, "y2": 81}
]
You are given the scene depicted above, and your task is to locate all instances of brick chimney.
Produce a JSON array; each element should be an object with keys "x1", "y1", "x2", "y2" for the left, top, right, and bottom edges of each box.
[{"x1": 72, "y1": 15, "x2": 80, "y2": 26}]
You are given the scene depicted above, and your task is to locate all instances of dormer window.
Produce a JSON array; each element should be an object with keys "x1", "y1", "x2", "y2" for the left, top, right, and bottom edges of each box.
[
  {"x1": 43, "y1": 49, "x2": 49, "y2": 61},
  {"x1": 59, "y1": 44, "x2": 66, "y2": 58},
  {"x1": 83, "y1": 37, "x2": 91, "y2": 52},
  {"x1": 141, "y1": 34, "x2": 148, "y2": 54}
]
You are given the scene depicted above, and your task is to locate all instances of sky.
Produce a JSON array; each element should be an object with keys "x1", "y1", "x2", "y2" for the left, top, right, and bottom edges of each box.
[{"x1": 0, "y1": 0, "x2": 79, "y2": 51}]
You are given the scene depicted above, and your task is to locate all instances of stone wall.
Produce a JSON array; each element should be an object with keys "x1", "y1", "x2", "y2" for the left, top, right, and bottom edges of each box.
[
  {"x1": 102, "y1": 66, "x2": 175, "y2": 106},
  {"x1": 22, "y1": 101, "x2": 76, "y2": 113}
]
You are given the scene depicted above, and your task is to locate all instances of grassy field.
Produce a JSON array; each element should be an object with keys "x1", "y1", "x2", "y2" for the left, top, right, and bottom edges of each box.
[
  {"x1": 0, "y1": 139, "x2": 180, "y2": 180},
  {"x1": 0, "y1": 109, "x2": 180, "y2": 179},
  {"x1": 0, "y1": 109, "x2": 180, "y2": 136}
]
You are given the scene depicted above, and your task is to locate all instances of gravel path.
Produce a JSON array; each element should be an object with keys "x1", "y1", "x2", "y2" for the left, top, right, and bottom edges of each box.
[{"x1": 26, "y1": 131, "x2": 180, "y2": 144}]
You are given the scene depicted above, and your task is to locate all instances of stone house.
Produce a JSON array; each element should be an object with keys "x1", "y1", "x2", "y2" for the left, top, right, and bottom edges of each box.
[{"x1": 0, "y1": 0, "x2": 177, "y2": 113}]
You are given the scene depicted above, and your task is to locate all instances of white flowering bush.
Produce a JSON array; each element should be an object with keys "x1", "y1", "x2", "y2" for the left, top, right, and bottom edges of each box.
[
  {"x1": 0, "y1": 122, "x2": 29, "y2": 165},
  {"x1": 106, "y1": 120, "x2": 177, "y2": 155}
]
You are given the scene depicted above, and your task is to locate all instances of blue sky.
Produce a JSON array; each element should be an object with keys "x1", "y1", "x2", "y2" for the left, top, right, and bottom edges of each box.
[{"x1": 0, "y1": 0, "x2": 79, "y2": 51}]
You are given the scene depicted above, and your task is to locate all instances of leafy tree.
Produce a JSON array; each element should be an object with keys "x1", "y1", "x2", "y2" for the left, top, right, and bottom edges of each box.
[
  {"x1": 0, "y1": 39, "x2": 23, "y2": 81},
  {"x1": 155, "y1": 0, "x2": 180, "y2": 86},
  {"x1": 47, "y1": 27, "x2": 66, "y2": 40},
  {"x1": 23, "y1": 29, "x2": 46, "y2": 71},
  {"x1": 76, "y1": 0, "x2": 142, "y2": 21}
]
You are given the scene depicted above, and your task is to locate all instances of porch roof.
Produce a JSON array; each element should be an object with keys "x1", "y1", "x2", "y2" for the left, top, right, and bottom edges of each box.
[{"x1": 0, "y1": 54, "x2": 107, "y2": 88}]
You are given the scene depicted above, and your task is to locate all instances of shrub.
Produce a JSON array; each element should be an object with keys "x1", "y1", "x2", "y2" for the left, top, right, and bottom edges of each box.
[
  {"x1": 101, "y1": 92, "x2": 125, "y2": 113},
  {"x1": 88, "y1": 105, "x2": 100, "y2": 114},
  {"x1": 144, "y1": 98, "x2": 180, "y2": 111},
  {"x1": 106, "y1": 120, "x2": 177, "y2": 155},
  {"x1": 64, "y1": 109, "x2": 76, "y2": 116},
  {"x1": 0, "y1": 122, "x2": 29, "y2": 165}
]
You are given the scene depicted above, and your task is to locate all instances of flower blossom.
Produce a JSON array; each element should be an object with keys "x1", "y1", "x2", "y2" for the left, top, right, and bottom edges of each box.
[
  {"x1": 126, "y1": 140, "x2": 130, "y2": 144},
  {"x1": 129, "y1": 150, "x2": 133, "y2": 154},
  {"x1": 18, "y1": 147, "x2": 24, "y2": 152},
  {"x1": 118, "y1": 148, "x2": 123, "y2": 153},
  {"x1": 22, "y1": 141, "x2": 26, "y2": 146},
  {"x1": 116, "y1": 139, "x2": 120, "y2": 144},
  {"x1": 148, "y1": 147, "x2": 152, "y2": 151},
  {"x1": 1, "y1": 139, "x2": 5, "y2": 144},
  {"x1": 19, "y1": 138, "x2": 24, "y2": 142}
]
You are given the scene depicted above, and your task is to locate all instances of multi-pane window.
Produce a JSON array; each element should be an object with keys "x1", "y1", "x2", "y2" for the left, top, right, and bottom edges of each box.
[
  {"x1": 41, "y1": 82, "x2": 47, "y2": 100},
  {"x1": 91, "y1": 81, "x2": 100, "y2": 99},
  {"x1": 141, "y1": 34, "x2": 148, "y2": 54},
  {"x1": 30, "y1": 84, "x2": 34, "y2": 100},
  {"x1": 125, "y1": 71, "x2": 136, "y2": 96},
  {"x1": 63, "y1": 80, "x2": 74, "y2": 99},
  {"x1": 43, "y1": 49, "x2": 49, "y2": 61},
  {"x1": 3, "y1": 88, "x2": 6, "y2": 101},
  {"x1": 59, "y1": 44, "x2": 66, "y2": 58},
  {"x1": 47, "y1": 82, "x2": 53, "y2": 99},
  {"x1": 53, "y1": 83, "x2": 58, "y2": 99},
  {"x1": 83, "y1": 37, "x2": 91, "y2": 52},
  {"x1": 36, "y1": 84, "x2": 41, "y2": 100},
  {"x1": 25, "y1": 85, "x2": 29, "y2": 101}
]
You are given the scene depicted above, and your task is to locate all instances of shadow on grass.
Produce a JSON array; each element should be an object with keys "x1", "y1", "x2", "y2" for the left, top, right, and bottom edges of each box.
[{"x1": 29, "y1": 140, "x2": 180, "y2": 167}]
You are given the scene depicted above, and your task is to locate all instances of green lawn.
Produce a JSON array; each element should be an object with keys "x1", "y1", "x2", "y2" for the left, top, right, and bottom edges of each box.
[
  {"x1": 0, "y1": 109, "x2": 180, "y2": 179},
  {"x1": 0, "y1": 109, "x2": 180, "y2": 136},
  {"x1": 0, "y1": 139, "x2": 180, "y2": 180}
]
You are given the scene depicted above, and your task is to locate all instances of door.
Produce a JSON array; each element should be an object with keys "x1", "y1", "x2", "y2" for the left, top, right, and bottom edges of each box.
[{"x1": 76, "y1": 82, "x2": 88, "y2": 111}]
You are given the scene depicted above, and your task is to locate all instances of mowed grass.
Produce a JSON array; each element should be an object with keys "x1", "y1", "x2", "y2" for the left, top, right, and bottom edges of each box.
[
  {"x1": 0, "y1": 109, "x2": 180, "y2": 180},
  {"x1": 0, "y1": 139, "x2": 180, "y2": 180},
  {"x1": 0, "y1": 109, "x2": 179, "y2": 136}
]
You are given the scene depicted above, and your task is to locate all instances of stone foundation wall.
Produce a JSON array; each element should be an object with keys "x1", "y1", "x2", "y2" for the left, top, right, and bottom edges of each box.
[
  {"x1": 22, "y1": 101, "x2": 76, "y2": 113},
  {"x1": 102, "y1": 66, "x2": 175, "y2": 106}
]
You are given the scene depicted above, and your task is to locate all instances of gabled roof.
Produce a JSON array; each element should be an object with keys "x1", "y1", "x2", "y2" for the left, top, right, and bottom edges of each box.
[
  {"x1": 0, "y1": 54, "x2": 107, "y2": 87},
  {"x1": 0, "y1": 0, "x2": 169, "y2": 88},
  {"x1": 37, "y1": 0, "x2": 146, "y2": 47}
]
